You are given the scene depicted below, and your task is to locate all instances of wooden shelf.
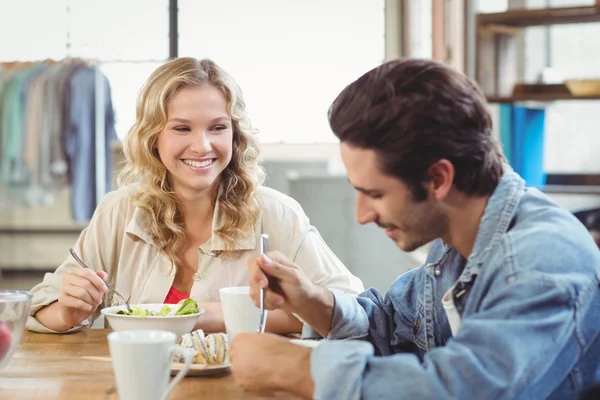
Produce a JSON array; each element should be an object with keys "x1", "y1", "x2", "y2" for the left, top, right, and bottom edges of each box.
[
  {"x1": 546, "y1": 173, "x2": 600, "y2": 186},
  {"x1": 478, "y1": 5, "x2": 600, "y2": 28},
  {"x1": 476, "y1": 6, "x2": 600, "y2": 101},
  {"x1": 542, "y1": 185, "x2": 600, "y2": 195},
  {"x1": 0, "y1": 227, "x2": 85, "y2": 235},
  {"x1": 487, "y1": 94, "x2": 600, "y2": 103}
]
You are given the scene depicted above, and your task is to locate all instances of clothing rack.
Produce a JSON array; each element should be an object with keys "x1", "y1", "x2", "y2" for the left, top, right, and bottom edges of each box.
[
  {"x1": 0, "y1": 57, "x2": 114, "y2": 218},
  {"x1": 0, "y1": 57, "x2": 166, "y2": 214},
  {"x1": 0, "y1": 58, "x2": 167, "y2": 275}
]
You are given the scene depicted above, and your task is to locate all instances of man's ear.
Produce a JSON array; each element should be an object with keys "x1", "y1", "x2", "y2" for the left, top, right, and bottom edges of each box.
[{"x1": 426, "y1": 159, "x2": 454, "y2": 201}]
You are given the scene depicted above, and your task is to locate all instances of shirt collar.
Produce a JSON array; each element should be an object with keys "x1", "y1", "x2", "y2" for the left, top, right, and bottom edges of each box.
[
  {"x1": 125, "y1": 197, "x2": 257, "y2": 253},
  {"x1": 467, "y1": 164, "x2": 525, "y2": 268}
]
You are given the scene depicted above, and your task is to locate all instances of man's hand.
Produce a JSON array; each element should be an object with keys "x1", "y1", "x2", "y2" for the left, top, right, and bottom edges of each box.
[
  {"x1": 230, "y1": 332, "x2": 314, "y2": 399},
  {"x1": 248, "y1": 251, "x2": 336, "y2": 337},
  {"x1": 248, "y1": 251, "x2": 318, "y2": 314}
]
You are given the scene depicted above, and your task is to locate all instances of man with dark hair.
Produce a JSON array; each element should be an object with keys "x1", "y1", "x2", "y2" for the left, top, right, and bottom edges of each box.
[{"x1": 229, "y1": 59, "x2": 600, "y2": 399}]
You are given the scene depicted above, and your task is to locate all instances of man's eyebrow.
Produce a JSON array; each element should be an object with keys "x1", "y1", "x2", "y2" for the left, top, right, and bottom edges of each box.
[{"x1": 347, "y1": 178, "x2": 379, "y2": 194}]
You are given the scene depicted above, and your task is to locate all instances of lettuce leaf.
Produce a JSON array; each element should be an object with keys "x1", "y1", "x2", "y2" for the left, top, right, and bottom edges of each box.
[{"x1": 175, "y1": 298, "x2": 199, "y2": 315}]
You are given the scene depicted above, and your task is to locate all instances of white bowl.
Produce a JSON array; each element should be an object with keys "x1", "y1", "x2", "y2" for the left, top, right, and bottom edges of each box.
[{"x1": 101, "y1": 304, "x2": 204, "y2": 339}]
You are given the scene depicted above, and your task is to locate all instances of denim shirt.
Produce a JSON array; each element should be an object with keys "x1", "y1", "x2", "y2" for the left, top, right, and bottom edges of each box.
[{"x1": 307, "y1": 169, "x2": 600, "y2": 400}]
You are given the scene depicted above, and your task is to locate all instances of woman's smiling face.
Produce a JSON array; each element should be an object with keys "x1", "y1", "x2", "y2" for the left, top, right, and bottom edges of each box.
[{"x1": 156, "y1": 84, "x2": 234, "y2": 197}]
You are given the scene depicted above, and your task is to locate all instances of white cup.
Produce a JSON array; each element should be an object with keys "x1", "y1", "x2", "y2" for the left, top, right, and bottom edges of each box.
[
  {"x1": 108, "y1": 330, "x2": 192, "y2": 400},
  {"x1": 219, "y1": 286, "x2": 267, "y2": 343}
]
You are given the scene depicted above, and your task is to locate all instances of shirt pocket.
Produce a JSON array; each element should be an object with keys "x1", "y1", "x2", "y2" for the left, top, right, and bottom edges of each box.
[{"x1": 413, "y1": 298, "x2": 428, "y2": 351}]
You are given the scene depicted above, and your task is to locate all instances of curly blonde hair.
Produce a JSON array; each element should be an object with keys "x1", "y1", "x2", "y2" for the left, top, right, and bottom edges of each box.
[{"x1": 118, "y1": 57, "x2": 265, "y2": 266}]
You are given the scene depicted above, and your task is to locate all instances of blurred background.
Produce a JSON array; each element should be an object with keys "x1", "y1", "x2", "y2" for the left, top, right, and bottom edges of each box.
[{"x1": 1, "y1": 0, "x2": 599, "y2": 294}]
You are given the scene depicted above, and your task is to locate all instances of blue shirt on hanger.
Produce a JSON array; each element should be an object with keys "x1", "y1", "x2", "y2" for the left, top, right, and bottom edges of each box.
[{"x1": 66, "y1": 65, "x2": 117, "y2": 222}]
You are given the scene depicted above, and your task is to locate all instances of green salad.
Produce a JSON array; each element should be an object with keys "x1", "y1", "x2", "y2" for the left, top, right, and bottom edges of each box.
[{"x1": 114, "y1": 298, "x2": 199, "y2": 317}]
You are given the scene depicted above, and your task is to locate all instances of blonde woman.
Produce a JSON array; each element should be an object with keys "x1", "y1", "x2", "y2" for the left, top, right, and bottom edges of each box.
[{"x1": 27, "y1": 57, "x2": 364, "y2": 334}]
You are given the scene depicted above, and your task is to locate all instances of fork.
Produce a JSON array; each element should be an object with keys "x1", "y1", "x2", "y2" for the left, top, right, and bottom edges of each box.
[
  {"x1": 69, "y1": 248, "x2": 133, "y2": 314},
  {"x1": 258, "y1": 234, "x2": 269, "y2": 333}
]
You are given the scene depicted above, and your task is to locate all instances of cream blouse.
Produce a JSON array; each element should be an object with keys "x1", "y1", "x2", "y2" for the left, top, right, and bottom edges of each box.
[{"x1": 26, "y1": 184, "x2": 364, "y2": 333}]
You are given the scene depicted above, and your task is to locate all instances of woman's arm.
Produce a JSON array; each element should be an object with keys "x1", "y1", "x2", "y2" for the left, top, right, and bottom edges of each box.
[
  {"x1": 293, "y1": 228, "x2": 365, "y2": 295},
  {"x1": 193, "y1": 301, "x2": 303, "y2": 334},
  {"x1": 27, "y1": 192, "x2": 123, "y2": 333}
]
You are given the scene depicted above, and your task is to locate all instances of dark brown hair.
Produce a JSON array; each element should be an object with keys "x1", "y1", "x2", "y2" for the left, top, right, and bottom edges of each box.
[{"x1": 328, "y1": 58, "x2": 505, "y2": 200}]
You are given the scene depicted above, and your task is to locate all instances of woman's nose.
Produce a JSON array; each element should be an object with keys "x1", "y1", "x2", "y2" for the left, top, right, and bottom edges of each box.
[{"x1": 190, "y1": 131, "x2": 212, "y2": 153}]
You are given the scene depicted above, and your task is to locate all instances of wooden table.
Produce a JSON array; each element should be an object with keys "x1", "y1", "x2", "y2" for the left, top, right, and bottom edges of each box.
[{"x1": 0, "y1": 329, "x2": 300, "y2": 399}]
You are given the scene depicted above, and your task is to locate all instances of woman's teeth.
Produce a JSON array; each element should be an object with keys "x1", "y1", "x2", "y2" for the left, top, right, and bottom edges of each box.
[{"x1": 184, "y1": 159, "x2": 214, "y2": 168}]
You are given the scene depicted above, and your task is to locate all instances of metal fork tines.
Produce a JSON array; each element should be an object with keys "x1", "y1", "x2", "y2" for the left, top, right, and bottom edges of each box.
[{"x1": 69, "y1": 248, "x2": 133, "y2": 313}]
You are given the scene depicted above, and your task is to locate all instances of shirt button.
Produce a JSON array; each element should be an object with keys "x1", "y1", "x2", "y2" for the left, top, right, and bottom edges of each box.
[
  {"x1": 434, "y1": 268, "x2": 441, "y2": 276},
  {"x1": 193, "y1": 272, "x2": 205, "y2": 281}
]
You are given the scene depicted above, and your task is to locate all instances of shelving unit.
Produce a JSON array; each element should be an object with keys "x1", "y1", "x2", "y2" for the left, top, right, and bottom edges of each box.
[
  {"x1": 487, "y1": 92, "x2": 600, "y2": 103},
  {"x1": 475, "y1": 5, "x2": 600, "y2": 195},
  {"x1": 476, "y1": 5, "x2": 600, "y2": 102},
  {"x1": 478, "y1": 5, "x2": 600, "y2": 28}
]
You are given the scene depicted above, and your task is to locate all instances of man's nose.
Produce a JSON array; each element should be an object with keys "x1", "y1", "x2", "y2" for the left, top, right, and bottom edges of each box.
[{"x1": 356, "y1": 193, "x2": 377, "y2": 225}]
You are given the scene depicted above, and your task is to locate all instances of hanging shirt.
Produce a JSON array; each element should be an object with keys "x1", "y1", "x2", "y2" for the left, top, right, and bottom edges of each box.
[{"x1": 65, "y1": 65, "x2": 117, "y2": 222}]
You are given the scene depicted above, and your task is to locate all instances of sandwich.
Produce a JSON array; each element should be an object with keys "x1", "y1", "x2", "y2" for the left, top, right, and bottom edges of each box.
[{"x1": 174, "y1": 329, "x2": 229, "y2": 365}]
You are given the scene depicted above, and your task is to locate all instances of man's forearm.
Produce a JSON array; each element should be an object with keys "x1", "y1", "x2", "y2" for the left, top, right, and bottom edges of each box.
[{"x1": 296, "y1": 286, "x2": 335, "y2": 338}]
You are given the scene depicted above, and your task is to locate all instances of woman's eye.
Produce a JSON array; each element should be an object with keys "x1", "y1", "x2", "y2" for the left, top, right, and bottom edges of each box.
[
  {"x1": 212, "y1": 125, "x2": 228, "y2": 131},
  {"x1": 174, "y1": 126, "x2": 191, "y2": 132}
]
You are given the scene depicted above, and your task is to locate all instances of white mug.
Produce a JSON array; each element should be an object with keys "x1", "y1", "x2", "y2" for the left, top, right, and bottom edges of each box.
[
  {"x1": 108, "y1": 330, "x2": 192, "y2": 400},
  {"x1": 219, "y1": 286, "x2": 267, "y2": 343}
]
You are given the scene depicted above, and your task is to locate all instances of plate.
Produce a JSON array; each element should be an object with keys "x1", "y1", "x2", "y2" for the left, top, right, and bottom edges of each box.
[
  {"x1": 289, "y1": 339, "x2": 321, "y2": 349},
  {"x1": 82, "y1": 356, "x2": 230, "y2": 377},
  {"x1": 171, "y1": 361, "x2": 230, "y2": 376}
]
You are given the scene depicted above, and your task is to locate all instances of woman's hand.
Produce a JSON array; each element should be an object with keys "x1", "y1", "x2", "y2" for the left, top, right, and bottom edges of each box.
[
  {"x1": 36, "y1": 268, "x2": 108, "y2": 331},
  {"x1": 180, "y1": 299, "x2": 303, "y2": 335},
  {"x1": 56, "y1": 268, "x2": 108, "y2": 328}
]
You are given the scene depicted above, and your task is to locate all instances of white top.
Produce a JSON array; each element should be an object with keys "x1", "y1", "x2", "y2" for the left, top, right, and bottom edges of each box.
[
  {"x1": 26, "y1": 184, "x2": 364, "y2": 333},
  {"x1": 442, "y1": 282, "x2": 462, "y2": 337}
]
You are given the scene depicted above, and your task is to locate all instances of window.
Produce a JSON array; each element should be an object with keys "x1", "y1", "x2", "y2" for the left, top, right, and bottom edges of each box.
[
  {"x1": 0, "y1": 0, "x2": 169, "y2": 140},
  {"x1": 545, "y1": 0, "x2": 599, "y2": 173},
  {"x1": 179, "y1": 0, "x2": 385, "y2": 143},
  {"x1": 67, "y1": 0, "x2": 169, "y2": 139},
  {"x1": 0, "y1": 0, "x2": 69, "y2": 61},
  {"x1": 409, "y1": 0, "x2": 433, "y2": 59},
  {"x1": 476, "y1": 0, "x2": 600, "y2": 173},
  {"x1": 100, "y1": 62, "x2": 166, "y2": 140},
  {"x1": 66, "y1": 0, "x2": 168, "y2": 61},
  {"x1": 477, "y1": 0, "x2": 508, "y2": 14}
]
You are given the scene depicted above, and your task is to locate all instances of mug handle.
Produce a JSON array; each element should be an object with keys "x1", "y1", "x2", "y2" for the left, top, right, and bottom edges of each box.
[{"x1": 159, "y1": 347, "x2": 192, "y2": 400}]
